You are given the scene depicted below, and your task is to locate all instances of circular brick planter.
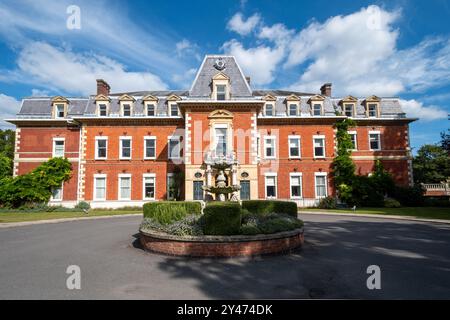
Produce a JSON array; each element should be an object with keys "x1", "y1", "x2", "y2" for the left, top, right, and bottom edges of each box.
[{"x1": 139, "y1": 228, "x2": 304, "y2": 257}]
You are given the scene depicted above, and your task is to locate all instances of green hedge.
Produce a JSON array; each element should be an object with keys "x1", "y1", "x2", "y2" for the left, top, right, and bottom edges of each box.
[
  {"x1": 143, "y1": 201, "x2": 201, "y2": 225},
  {"x1": 241, "y1": 200, "x2": 298, "y2": 217},
  {"x1": 203, "y1": 202, "x2": 241, "y2": 235}
]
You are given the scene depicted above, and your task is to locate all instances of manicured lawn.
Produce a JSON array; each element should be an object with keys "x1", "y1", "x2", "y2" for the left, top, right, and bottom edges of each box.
[
  {"x1": 0, "y1": 210, "x2": 142, "y2": 223},
  {"x1": 299, "y1": 207, "x2": 450, "y2": 220}
]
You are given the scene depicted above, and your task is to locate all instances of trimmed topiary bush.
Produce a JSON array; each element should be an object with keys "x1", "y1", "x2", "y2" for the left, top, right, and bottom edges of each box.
[
  {"x1": 384, "y1": 198, "x2": 401, "y2": 208},
  {"x1": 143, "y1": 201, "x2": 202, "y2": 225},
  {"x1": 203, "y1": 202, "x2": 241, "y2": 235},
  {"x1": 75, "y1": 201, "x2": 91, "y2": 211},
  {"x1": 241, "y1": 200, "x2": 298, "y2": 217},
  {"x1": 257, "y1": 214, "x2": 304, "y2": 234},
  {"x1": 317, "y1": 196, "x2": 337, "y2": 209}
]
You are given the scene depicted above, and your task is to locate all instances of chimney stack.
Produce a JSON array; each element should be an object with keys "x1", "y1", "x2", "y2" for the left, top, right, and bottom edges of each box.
[
  {"x1": 246, "y1": 76, "x2": 251, "y2": 85},
  {"x1": 96, "y1": 79, "x2": 111, "y2": 96},
  {"x1": 320, "y1": 83, "x2": 332, "y2": 97}
]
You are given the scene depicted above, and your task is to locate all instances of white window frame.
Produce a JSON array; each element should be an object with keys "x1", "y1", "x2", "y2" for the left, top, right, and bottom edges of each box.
[
  {"x1": 264, "y1": 172, "x2": 278, "y2": 199},
  {"x1": 95, "y1": 136, "x2": 108, "y2": 160},
  {"x1": 93, "y1": 174, "x2": 107, "y2": 201},
  {"x1": 348, "y1": 131, "x2": 357, "y2": 151},
  {"x1": 143, "y1": 136, "x2": 156, "y2": 160},
  {"x1": 264, "y1": 103, "x2": 274, "y2": 116},
  {"x1": 367, "y1": 103, "x2": 378, "y2": 118},
  {"x1": 288, "y1": 135, "x2": 301, "y2": 159},
  {"x1": 314, "y1": 172, "x2": 328, "y2": 199},
  {"x1": 369, "y1": 131, "x2": 381, "y2": 151},
  {"x1": 169, "y1": 103, "x2": 179, "y2": 117},
  {"x1": 54, "y1": 104, "x2": 65, "y2": 118},
  {"x1": 288, "y1": 103, "x2": 298, "y2": 116},
  {"x1": 167, "y1": 173, "x2": 174, "y2": 200},
  {"x1": 142, "y1": 173, "x2": 156, "y2": 200},
  {"x1": 121, "y1": 103, "x2": 132, "y2": 117},
  {"x1": 118, "y1": 174, "x2": 132, "y2": 200},
  {"x1": 51, "y1": 184, "x2": 63, "y2": 201},
  {"x1": 168, "y1": 136, "x2": 181, "y2": 160},
  {"x1": 313, "y1": 135, "x2": 326, "y2": 159},
  {"x1": 312, "y1": 103, "x2": 323, "y2": 116},
  {"x1": 216, "y1": 84, "x2": 227, "y2": 101},
  {"x1": 119, "y1": 136, "x2": 132, "y2": 160},
  {"x1": 52, "y1": 137, "x2": 65, "y2": 158},
  {"x1": 98, "y1": 104, "x2": 108, "y2": 117},
  {"x1": 145, "y1": 103, "x2": 156, "y2": 117},
  {"x1": 344, "y1": 103, "x2": 354, "y2": 117},
  {"x1": 263, "y1": 136, "x2": 276, "y2": 159},
  {"x1": 289, "y1": 173, "x2": 303, "y2": 199}
]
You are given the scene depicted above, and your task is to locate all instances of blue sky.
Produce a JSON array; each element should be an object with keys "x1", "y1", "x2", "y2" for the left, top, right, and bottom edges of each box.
[{"x1": 0, "y1": 0, "x2": 449, "y2": 152}]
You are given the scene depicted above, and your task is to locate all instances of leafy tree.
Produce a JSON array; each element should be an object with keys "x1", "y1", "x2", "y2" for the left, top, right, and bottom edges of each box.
[
  {"x1": 0, "y1": 129, "x2": 15, "y2": 160},
  {"x1": 0, "y1": 157, "x2": 72, "y2": 208},
  {"x1": 332, "y1": 118, "x2": 356, "y2": 203},
  {"x1": 0, "y1": 154, "x2": 13, "y2": 179},
  {"x1": 413, "y1": 144, "x2": 450, "y2": 183},
  {"x1": 440, "y1": 129, "x2": 450, "y2": 154}
]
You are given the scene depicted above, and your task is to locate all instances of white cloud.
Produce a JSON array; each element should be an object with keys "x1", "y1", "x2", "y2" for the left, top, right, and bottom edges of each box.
[
  {"x1": 222, "y1": 39, "x2": 285, "y2": 85},
  {"x1": 31, "y1": 89, "x2": 51, "y2": 97},
  {"x1": 0, "y1": 94, "x2": 21, "y2": 128},
  {"x1": 227, "y1": 12, "x2": 260, "y2": 36},
  {"x1": 13, "y1": 42, "x2": 167, "y2": 95},
  {"x1": 0, "y1": 0, "x2": 187, "y2": 78},
  {"x1": 175, "y1": 39, "x2": 201, "y2": 62},
  {"x1": 399, "y1": 99, "x2": 448, "y2": 121},
  {"x1": 286, "y1": 5, "x2": 402, "y2": 96},
  {"x1": 258, "y1": 23, "x2": 294, "y2": 44},
  {"x1": 172, "y1": 68, "x2": 197, "y2": 89}
]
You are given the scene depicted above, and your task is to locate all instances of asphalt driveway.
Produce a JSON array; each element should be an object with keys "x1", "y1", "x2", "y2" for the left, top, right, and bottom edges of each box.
[{"x1": 0, "y1": 214, "x2": 449, "y2": 299}]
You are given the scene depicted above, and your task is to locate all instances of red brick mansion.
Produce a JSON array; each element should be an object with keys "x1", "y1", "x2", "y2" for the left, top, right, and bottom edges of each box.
[{"x1": 7, "y1": 55, "x2": 416, "y2": 208}]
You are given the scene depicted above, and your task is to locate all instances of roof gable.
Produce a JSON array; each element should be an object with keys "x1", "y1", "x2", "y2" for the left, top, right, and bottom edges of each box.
[{"x1": 190, "y1": 56, "x2": 252, "y2": 97}]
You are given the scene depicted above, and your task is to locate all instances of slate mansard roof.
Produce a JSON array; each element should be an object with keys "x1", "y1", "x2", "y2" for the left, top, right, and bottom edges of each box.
[{"x1": 14, "y1": 55, "x2": 409, "y2": 120}]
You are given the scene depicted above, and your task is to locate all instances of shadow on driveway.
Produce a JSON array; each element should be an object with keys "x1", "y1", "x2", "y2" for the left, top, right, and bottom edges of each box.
[{"x1": 153, "y1": 219, "x2": 450, "y2": 299}]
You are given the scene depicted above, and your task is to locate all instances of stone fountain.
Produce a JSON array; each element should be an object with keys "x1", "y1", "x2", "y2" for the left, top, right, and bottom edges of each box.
[{"x1": 202, "y1": 152, "x2": 241, "y2": 201}]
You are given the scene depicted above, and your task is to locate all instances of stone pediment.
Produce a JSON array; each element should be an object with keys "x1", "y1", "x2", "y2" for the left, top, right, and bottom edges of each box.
[
  {"x1": 208, "y1": 109, "x2": 234, "y2": 119},
  {"x1": 212, "y1": 72, "x2": 230, "y2": 80},
  {"x1": 52, "y1": 96, "x2": 69, "y2": 103},
  {"x1": 95, "y1": 94, "x2": 111, "y2": 102},
  {"x1": 285, "y1": 94, "x2": 300, "y2": 101},
  {"x1": 263, "y1": 94, "x2": 277, "y2": 101},
  {"x1": 118, "y1": 94, "x2": 136, "y2": 102},
  {"x1": 167, "y1": 94, "x2": 182, "y2": 101},
  {"x1": 142, "y1": 94, "x2": 159, "y2": 102}
]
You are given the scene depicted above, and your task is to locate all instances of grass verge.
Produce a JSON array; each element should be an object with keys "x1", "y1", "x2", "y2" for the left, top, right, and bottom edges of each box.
[
  {"x1": 0, "y1": 210, "x2": 142, "y2": 223},
  {"x1": 298, "y1": 207, "x2": 450, "y2": 220}
]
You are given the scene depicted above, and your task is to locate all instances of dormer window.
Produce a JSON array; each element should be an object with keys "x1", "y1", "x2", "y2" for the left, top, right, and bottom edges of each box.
[
  {"x1": 55, "y1": 104, "x2": 65, "y2": 118},
  {"x1": 51, "y1": 96, "x2": 69, "y2": 119},
  {"x1": 367, "y1": 104, "x2": 378, "y2": 118},
  {"x1": 216, "y1": 85, "x2": 226, "y2": 101},
  {"x1": 265, "y1": 103, "x2": 274, "y2": 116},
  {"x1": 212, "y1": 72, "x2": 230, "y2": 101},
  {"x1": 169, "y1": 103, "x2": 179, "y2": 117},
  {"x1": 289, "y1": 104, "x2": 298, "y2": 116},
  {"x1": 146, "y1": 104, "x2": 155, "y2": 116},
  {"x1": 285, "y1": 95, "x2": 300, "y2": 117},
  {"x1": 344, "y1": 104, "x2": 354, "y2": 117},
  {"x1": 364, "y1": 96, "x2": 381, "y2": 118},
  {"x1": 308, "y1": 95, "x2": 325, "y2": 117},
  {"x1": 312, "y1": 104, "x2": 323, "y2": 116},
  {"x1": 98, "y1": 104, "x2": 108, "y2": 117},
  {"x1": 122, "y1": 104, "x2": 131, "y2": 116},
  {"x1": 340, "y1": 96, "x2": 358, "y2": 118}
]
